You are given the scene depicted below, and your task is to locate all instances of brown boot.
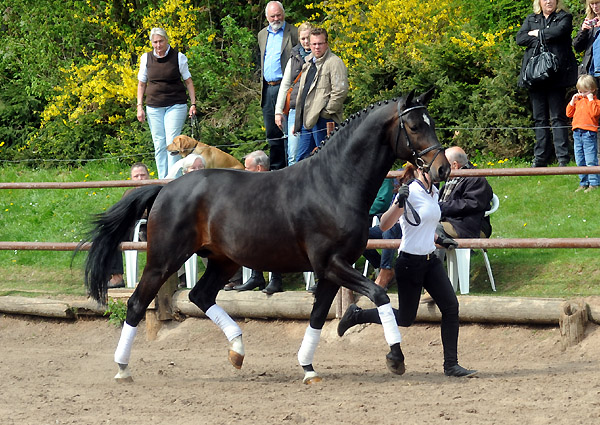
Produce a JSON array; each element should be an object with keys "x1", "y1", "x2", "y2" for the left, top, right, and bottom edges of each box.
[{"x1": 375, "y1": 268, "x2": 395, "y2": 289}]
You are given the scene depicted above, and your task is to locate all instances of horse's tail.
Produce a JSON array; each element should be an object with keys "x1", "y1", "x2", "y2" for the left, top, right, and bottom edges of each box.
[{"x1": 78, "y1": 185, "x2": 163, "y2": 304}]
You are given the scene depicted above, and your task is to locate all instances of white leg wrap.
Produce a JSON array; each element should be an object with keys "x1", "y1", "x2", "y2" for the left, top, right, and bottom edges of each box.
[
  {"x1": 297, "y1": 326, "x2": 322, "y2": 366},
  {"x1": 377, "y1": 303, "x2": 402, "y2": 346},
  {"x1": 205, "y1": 304, "x2": 242, "y2": 342},
  {"x1": 114, "y1": 322, "x2": 137, "y2": 365}
]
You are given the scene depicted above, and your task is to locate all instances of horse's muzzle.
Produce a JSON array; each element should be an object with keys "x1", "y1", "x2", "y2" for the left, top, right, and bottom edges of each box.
[{"x1": 433, "y1": 162, "x2": 451, "y2": 183}]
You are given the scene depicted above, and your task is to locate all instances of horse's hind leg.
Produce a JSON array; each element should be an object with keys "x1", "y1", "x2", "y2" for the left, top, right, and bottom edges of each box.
[
  {"x1": 188, "y1": 259, "x2": 244, "y2": 369},
  {"x1": 297, "y1": 279, "x2": 339, "y2": 384},
  {"x1": 114, "y1": 252, "x2": 187, "y2": 382}
]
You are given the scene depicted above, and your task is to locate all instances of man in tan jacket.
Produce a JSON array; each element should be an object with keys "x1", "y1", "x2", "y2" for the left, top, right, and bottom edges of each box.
[{"x1": 293, "y1": 27, "x2": 348, "y2": 161}]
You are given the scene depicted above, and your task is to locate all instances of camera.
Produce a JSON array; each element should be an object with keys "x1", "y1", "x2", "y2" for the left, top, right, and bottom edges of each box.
[{"x1": 588, "y1": 18, "x2": 598, "y2": 27}]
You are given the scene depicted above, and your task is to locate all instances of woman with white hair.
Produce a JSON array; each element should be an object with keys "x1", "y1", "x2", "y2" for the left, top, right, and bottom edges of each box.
[
  {"x1": 165, "y1": 154, "x2": 206, "y2": 179},
  {"x1": 136, "y1": 27, "x2": 197, "y2": 179}
]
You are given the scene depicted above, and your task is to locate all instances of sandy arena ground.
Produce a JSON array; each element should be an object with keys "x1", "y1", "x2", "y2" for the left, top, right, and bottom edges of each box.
[{"x1": 1, "y1": 312, "x2": 599, "y2": 425}]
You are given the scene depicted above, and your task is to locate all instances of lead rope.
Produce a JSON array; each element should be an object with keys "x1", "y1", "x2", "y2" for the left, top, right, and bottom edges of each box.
[
  {"x1": 401, "y1": 178, "x2": 433, "y2": 227},
  {"x1": 190, "y1": 114, "x2": 198, "y2": 140}
]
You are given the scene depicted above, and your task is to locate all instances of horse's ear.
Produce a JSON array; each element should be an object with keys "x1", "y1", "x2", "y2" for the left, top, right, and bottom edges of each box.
[
  {"x1": 399, "y1": 89, "x2": 416, "y2": 110},
  {"x1": 404, "y1": 90, "x2": 415, "y2": 107},
  {"x1": 416, "y1": 87, "x2": 435, "y2": 106}
]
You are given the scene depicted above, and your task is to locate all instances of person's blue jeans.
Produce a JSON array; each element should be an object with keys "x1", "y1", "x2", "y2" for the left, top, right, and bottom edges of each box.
[
  {"x1": 573, "y1": 129, "x2": 599, "y2": 187},
  {"x1": 363, "y1": 222, "x2": 402, "y2": 269},
  {"x1": 296, "y1": 116, "x2": 332, "y2": 161},
  {"x1": 287, "y1": 109, "x2": 299, "y2": 166},
  {"x1": 146, "y1": 103, "x2": 187, "y2": 179}
]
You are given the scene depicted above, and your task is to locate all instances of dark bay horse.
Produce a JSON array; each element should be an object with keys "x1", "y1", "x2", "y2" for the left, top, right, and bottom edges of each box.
[{"x1": 82, "y1": 90, "x2": 450, "y2": 384}]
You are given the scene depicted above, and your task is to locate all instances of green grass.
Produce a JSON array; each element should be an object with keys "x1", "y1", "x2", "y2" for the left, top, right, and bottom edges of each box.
[{"x1": 1, "y1": 159, "x2": 599, "y2": 298}]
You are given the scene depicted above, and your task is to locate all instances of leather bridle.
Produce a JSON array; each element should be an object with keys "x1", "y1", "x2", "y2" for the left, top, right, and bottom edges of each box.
[{"x1": 396, "y1": 103, "x2": 444, "y2": 174}]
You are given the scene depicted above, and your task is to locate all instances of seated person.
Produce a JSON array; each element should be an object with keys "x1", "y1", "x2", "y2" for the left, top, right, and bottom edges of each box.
[
  {"x1": 166, "y1": 153, "x2": 206, "y2": 178},
  {"x1": 436, "y1": 146, "x2": 493, "y2": 256},
  {"x1": 107, "y1": 163, "x2": 151, "y2": 288}
]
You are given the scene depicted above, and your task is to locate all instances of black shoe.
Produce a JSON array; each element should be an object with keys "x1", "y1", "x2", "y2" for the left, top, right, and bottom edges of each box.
[
  {"x1": 107, "y1": 279, "x2": 125, "y2": 289},
  {"x1": 531, "y1": 161, "x2": 547, "y2": 168},
  {"x1": 558, "y1": 160, "x2": 569, "y2": 167},
  {"x1": 307, "y1": 282, "x2": 318, "y2": 294},
  {"x1": 262, "y1": 273, "x2": 283, "y2": 294},
  {"x1": 337, "y1": 303, "x2": 361, "y2": 337},
  {"x1": 385, "y1": 345, "x2": 406, "y2": 375},
  {"x1": 444, "y1": 364, "x2": 478, "y2": 377},
  {"x1": 234, "y1": 272, "x2": 266, "y2": 291}
]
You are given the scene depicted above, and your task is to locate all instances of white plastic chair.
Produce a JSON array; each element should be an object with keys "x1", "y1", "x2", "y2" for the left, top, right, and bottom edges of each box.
[
  {"x1": 363, "y1": 215, "x2": 381, "y2": 277},
  {"x1": 125, "y1": 219, "x2": 198, "y2": 289},
  {"x1": 446, "y1": 193, "x2": 498, "y2": 294}
]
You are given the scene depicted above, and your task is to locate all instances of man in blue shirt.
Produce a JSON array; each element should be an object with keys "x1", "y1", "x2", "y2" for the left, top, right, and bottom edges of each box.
[{"x1": 257, "y1": 1, "x2": 298, "y2": 170}]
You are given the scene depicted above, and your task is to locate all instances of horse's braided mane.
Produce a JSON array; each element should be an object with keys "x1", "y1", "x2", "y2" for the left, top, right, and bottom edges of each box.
[{"x1": 311, "y1": 97, "x2": 402, "y2": 155}]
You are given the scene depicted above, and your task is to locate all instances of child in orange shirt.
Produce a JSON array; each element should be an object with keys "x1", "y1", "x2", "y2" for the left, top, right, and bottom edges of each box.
[{"x1": 566, "y1": 74, "x2": 600, "y2": 192}]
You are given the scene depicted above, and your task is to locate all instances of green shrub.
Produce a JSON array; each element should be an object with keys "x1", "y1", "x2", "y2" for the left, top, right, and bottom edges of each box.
[{"x1": 104, "y1": 298, "x2": 128, "y2": 327}]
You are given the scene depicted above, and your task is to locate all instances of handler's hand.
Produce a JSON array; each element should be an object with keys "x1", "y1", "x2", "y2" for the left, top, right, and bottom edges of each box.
[{"x1": 395, "y1": 185, "x2": 410, "y2": 207}]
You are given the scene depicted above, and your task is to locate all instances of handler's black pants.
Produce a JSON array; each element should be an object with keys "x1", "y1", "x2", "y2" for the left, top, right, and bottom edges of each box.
[{"x1": 353, "y1": 254, "x2": 460, "y2": 369}]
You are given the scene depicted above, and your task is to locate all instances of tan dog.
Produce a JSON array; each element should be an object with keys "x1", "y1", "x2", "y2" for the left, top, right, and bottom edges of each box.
[{"x1": 167, "y1": 135, "x2": 244, "y2": 170}]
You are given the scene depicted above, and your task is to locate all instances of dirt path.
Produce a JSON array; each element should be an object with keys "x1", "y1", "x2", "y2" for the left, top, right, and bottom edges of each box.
[{"x1": 1, "y1": 314, "x2": 599, "y2": 424}]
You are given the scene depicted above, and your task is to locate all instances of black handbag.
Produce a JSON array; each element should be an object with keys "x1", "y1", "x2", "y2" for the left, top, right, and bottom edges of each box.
[{"x1": 521, "y1": 31, "x2": 559, "y2": 88}]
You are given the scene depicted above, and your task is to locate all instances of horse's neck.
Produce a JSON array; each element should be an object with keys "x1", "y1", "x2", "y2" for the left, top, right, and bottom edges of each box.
[{"x1": 316, "y1": 118, "x2": 395, "y2": 213}]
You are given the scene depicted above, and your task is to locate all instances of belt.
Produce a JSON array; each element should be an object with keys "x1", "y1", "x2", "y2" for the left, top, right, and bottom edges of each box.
[
  {"x1": 400, "y1": 251, "x2": 434, "y2": 261},
  {"x1": 266, "y1": 80, "x2": 281, "y2": 86}
]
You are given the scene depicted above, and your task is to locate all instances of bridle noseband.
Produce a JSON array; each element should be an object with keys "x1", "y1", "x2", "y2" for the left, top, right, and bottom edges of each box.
[{"x1": 396, "y1": 102, "x2": 444, "y2": 174}]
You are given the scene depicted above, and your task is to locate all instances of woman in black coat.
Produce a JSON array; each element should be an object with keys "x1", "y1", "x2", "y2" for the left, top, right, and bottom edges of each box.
[
  {"x1": 516, "y1": 0, "x2": 577, "y2": 167},
  {"x1": 572, "y1": 0, "x2": 600, "y2": 76}
]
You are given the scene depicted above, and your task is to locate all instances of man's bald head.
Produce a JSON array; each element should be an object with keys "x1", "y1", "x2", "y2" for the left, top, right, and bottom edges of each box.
[{"x1": 445, "y1": 146, "x2": 469, "y2": 169}]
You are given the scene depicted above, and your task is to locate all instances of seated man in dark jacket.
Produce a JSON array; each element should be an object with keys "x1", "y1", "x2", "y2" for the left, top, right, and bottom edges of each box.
[{"x1": 438, "y1": 146, "x2": 493, "y2": 242}]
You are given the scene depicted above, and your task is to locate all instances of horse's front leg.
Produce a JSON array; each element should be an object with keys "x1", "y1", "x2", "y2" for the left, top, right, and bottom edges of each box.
[
  {"x1": 298, "y1": 279, "x2": 339, "y2": 384},
  {"x1": 324, "y1": 257, "x2": 404, "y2": 375},
  {"x1": 188, "y1": 260, "x2": 244, "y2": 369}
]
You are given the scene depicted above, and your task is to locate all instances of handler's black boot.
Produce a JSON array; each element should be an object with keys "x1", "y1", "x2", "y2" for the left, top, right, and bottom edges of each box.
[
  {"x1": 444, "y1": 364, "x2": 478, "y2": 377},
  {"x1": 262, "y1": 273, "x2": 283, "y2": 294},
  {"x1": 234, "y1": 270, "x2": 266, "y2": 291},
  {"x1": 337, "y1": 303, "x2": 362, "y2": 337}
]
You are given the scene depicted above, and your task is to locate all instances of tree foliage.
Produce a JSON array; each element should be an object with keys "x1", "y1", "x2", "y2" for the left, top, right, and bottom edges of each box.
[{"x1": 0, "y1": 0, "x2": 586, "y2": 164}]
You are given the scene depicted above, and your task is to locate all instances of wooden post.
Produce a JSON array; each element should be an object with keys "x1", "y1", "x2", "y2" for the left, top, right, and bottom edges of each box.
[
  {"x1": 559, "y1": 299, "x2": 588, "y2": 350},
  {"x1": 145, "y1": 274, "x2": 179, "y2": 341}
]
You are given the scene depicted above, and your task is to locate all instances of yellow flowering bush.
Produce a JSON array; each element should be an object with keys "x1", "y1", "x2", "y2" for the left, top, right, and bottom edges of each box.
[{"x1": 24, "y1": 0, "x2": 206, "y2": 161}]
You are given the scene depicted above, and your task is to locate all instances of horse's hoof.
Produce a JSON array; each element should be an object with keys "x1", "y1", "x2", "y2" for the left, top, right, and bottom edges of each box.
[
  {"x1": 114, "y1": 365, "x2": 134, "y2": 382},
  {"x1": 385, "y1": 354, "x2": 406, "y2": 375},
  {"x1": 302, "y1": 371, "x2": 322, "y2": 385},
  {"x1": 228, "y1": 349, "x2": 244, "y2": 369}
]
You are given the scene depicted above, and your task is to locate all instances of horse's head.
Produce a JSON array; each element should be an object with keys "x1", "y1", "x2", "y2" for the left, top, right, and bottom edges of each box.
[{"x1": 392, "y1": 89, "x2": 450, "y2": 182}]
